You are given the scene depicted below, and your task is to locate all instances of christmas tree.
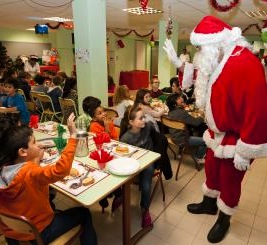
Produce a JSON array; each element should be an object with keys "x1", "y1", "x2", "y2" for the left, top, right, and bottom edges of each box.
[{"x1": 0, "y1": 42, "x2": 8, "y2": 69}]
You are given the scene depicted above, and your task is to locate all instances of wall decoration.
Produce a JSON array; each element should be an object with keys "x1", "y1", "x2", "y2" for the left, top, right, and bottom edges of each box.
[{"x1": 210, "y1": 0, "x2": 240, "y2": 12}]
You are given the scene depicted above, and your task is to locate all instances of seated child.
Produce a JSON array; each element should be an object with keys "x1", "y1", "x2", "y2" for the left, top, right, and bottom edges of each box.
[
  {"x1": 86, "y1": 96, "x2": 121, "y2": 211},
  {"x1": 87, "y1": 96, "x2": 118, "y2": 140},
  {"x1": 0, "y1": 114, "x2": 97, "y2": 245},
  {"x1": 0, "y1": 78, "x2": 30, "y2": 125}
]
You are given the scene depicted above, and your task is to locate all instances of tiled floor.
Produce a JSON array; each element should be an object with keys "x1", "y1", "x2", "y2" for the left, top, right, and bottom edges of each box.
[{"x1": 1, "y1": 154, "x2": 267, "y2": 245}]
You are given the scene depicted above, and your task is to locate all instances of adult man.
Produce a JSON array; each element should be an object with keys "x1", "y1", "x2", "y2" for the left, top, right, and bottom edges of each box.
[
  {"x1": 164, "y1": 15, "x2": 267, "y2": 243},
  {"x1": 179, "y1": 48, "x2": 191, "y2": 63}
]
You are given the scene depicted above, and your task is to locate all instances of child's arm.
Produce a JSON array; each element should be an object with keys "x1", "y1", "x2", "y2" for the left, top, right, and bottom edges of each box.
[{"x1": 30, "y1": 114, "x2": 78, "y2": 184}]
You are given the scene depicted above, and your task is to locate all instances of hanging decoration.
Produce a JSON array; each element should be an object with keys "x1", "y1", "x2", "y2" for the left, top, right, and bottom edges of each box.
[
  {"x1": 166, "y1": 17, "x2": 173, "y2": 38},
  {"x1": 242, "y1": 23, "x2": 261, "y2": 34},
  {"x1": 111, "y1": 29, "x2": 154, "y2": 38},
  {"x1": 261, "y1": 20, "x2": 267, "y2": 46},
  {"x1": 209, "y1": 0, "x2": 240, "y2": 12},
  {"x1": 45, "y1": 22, "x2": 74, "y2": 30},
  {"x1": 139, "y1": 0, "x2": 148, "y2": 10},
  {"x1": 150, "y1": 35, "x2": 155, "y2": 47}
]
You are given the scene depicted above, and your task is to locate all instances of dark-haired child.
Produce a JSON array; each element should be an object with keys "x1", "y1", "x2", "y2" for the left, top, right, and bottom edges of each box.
[
  {"x1": 120, "y1": 105, "x2": 155, "y2": 228},
  {"x1": 0, "y1": 114, "x2": 97, "y2": 245},
  {"x1": 0, "y1": 78, "x2": 30, "y2": 125}
]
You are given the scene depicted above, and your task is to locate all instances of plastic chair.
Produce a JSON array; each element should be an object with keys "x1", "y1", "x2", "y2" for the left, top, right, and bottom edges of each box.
[
  {"x1": 0, "y1": 211, "x2": 82, "y2": 245},
  {"x1": 32, "y1": 93, "x2": 61, "y2": 122},
  {"x1": 161, "y1": 116, "x2": 201, "y2": 181},
  {"x1": 59, "y1": 97, "x2": 78, "y2": 124}
]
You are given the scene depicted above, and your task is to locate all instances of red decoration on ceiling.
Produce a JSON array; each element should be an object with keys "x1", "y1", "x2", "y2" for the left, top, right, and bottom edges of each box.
[
  {"x1": 139, "y1": 0, "x2": 148, "y2": 10},
  {"x1": 210, "y1": 0, "x2": 240, "y2": 12}
]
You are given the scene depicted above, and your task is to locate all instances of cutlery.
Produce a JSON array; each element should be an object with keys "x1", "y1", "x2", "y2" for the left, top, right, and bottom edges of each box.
[{"x1": 69, "y1": 167, "x2": 92, "y2": 189}]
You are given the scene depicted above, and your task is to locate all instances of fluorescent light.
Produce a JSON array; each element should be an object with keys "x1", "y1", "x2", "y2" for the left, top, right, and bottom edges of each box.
[
  {"x1": 42, "y1": 17, "x2": 73, "y2": 22},
  {"x1": 123, "y1": 7, "x2": 163, "y2": 15},
  {"x1": 26, "y1": 28, "x2": 35, "y2": 31}
]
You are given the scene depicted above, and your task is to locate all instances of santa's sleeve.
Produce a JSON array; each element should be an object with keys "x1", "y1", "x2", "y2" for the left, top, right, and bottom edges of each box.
[{"x1": 235, "y1": 60, "x2": 267, "y2": 161}]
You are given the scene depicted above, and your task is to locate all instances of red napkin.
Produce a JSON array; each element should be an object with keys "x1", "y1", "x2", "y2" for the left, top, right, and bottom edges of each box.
[
  {"x1": 29, "y1": 115, "x2": 39, "y2": 129},
  {"x1": 89, "y1": 149, "x2": 113, "y2": 163},
  {"x1": 93, "y1": 132, "x2": 111, "y2": 145}
]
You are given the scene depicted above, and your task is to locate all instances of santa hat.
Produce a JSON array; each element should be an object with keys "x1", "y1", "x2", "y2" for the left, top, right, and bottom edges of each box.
[{"x1": 190, "y1": 15, "x2": 242, "y2": 46}]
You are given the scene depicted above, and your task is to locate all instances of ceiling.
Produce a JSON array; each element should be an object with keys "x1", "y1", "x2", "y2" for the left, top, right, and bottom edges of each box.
[{"x1": 1, "y1": 0, "x2": 267, "y2": 39}]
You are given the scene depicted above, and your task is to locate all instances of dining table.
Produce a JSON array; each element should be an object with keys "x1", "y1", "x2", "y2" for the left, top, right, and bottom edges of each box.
[{"x1": 34, "y1": 128, "x2": 160, "y2": 245}]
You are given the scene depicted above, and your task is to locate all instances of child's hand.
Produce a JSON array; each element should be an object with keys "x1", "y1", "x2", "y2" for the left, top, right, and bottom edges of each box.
[
  {"x1": 103, "y1": 117, "x2": 111, "y2": 133},
  {"x1": 67, "y1": 113, "x2": 77, "y2": 138}
]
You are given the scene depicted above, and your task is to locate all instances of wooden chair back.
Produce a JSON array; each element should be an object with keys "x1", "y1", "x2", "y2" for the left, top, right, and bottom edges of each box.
[
  {"x1": 104, "y1": 107, "x2": 118, "y2": 121},
  {"x1": 0, "y1": 211, "x2": 82, "y2": 245},
  {"x1": 17, "y1": 89, "x2": 26, "y2": 101}
]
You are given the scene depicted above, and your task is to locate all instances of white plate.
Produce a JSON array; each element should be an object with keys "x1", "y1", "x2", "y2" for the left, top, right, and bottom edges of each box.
[
  {"x1": 112, "y1": 144, "x2": 136, "y2": 156},
  {"x1": 107, "y1": 157, "x2": 140, "y2": 176},
  {"x1": 38, "y1": 138, "x2": 55, "y2": 148}
]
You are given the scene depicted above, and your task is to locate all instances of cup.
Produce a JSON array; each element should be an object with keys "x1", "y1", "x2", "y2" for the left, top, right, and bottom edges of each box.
[{"x1": 97, "y1": 161, "x2": 106, "y2": 170}]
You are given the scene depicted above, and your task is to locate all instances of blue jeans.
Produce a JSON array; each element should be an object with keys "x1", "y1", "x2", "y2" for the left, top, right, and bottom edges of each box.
[
  {"x1": 188, "y1": 136, "x2": 207, "y2": 159},
  {"x1": 139, "y1": 164, "x2": 154, "y2": 209},
  {"x1": 5, "y1": 207, "x2": 97, "y2": 245}
]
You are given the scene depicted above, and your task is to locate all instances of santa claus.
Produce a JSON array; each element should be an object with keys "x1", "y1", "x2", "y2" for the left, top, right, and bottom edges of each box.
[{"x1": 164, "y1": 15, "x2": 267, "y2": 243}]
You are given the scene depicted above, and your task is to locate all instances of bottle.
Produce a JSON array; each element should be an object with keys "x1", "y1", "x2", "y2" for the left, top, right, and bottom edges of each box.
[{"x1": 75, "y1": 131, "x2": 89, "y2": 157}]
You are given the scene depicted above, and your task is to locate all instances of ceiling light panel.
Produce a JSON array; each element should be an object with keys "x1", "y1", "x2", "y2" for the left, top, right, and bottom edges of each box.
[{"x1": 123, "y1": 7, "x2": 163, "y2": 15}]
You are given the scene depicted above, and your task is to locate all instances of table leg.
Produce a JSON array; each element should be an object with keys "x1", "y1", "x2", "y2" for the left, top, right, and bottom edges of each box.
[{"x1": 122, "y1": 182, "x2": 131, "y2": 245}]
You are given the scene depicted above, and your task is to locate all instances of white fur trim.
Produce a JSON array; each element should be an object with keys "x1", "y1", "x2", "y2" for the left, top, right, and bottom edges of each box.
[
  {"x1": 202, "y1": 183, "x2": 220, "y2": 198},
  {"x1": 205, "y1": 45, "x2": 236, "y2": 133},
  {"x1": 181, "y1": 62, "x2": 194, "y2": 90},
  {"x1": 236, "y1": 139, "x2": 267, "y2": 159},
  {"x1": 203, "y1": 130, "x2": 235, "y2": 158},
  {"x1": 190, "y1": 27, "x2": 241, "y2": 46},
  {"x1": 217, "y1": 198, "x2": 236, "y2": 216}
]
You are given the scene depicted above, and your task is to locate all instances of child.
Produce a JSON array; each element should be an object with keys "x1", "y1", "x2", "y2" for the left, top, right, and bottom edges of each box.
[
  {"x1": 88, "y1": 96, "x2": 118, "y2": 140},
  {"x1": 0, "y1": 114, "x2": 97, "y2": 245},
  {"x1": 120, "y1": 105, "x2": 155, "y2": 228},
  {"x1": 46, "y1": 75, "x2": 63, "y2": 112},
  {"x1": 0, "y1": 78, "x2": 30, "y2": 125},
  {"x1": 166, "y1": 93, "x2": 207, "y2": 163},
  {"x1": 134, "y1": 89, "x2": 165, "y2": 132},
  {"x1": 113, "y1": 85, "x2": 133, "y2": 127}
]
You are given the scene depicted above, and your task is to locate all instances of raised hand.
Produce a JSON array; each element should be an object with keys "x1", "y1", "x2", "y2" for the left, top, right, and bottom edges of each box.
[
  {"x1": 67, "y1": 113, "x2": 77, "y2": 138},
  {"x1": 163, "y1": 39, "x2": 182, "y2": 68}
]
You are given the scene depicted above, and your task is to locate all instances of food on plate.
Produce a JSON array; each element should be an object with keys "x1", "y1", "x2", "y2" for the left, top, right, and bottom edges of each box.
[
  {"x1": 115, "y1": 145, "x2": 129, "y2": 154},
  {"x1": 69, "y1": 168, "x2": 80, "y2": 177},
  {"x1": 82, "y1": 176, "x2": 95, "y2": 186}
]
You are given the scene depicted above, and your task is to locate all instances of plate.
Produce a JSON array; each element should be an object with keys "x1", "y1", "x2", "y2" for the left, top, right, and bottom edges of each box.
[
  {"x1": 63, "y1": 162, "x2": 86, "y2": 181},
  {"x1": 112, "y1": 144, "x2": 136, "y2": 156},
  {"x1": 38, "y1": 138, "x2": 55, "y2": 148},
  {"x1": 107, "y1": 157, "x2": 140, "y2": 176}
]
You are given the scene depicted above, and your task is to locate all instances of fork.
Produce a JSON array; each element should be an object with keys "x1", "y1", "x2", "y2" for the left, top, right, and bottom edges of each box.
[{"x1": 69, "y1": 168, "x2": 92, "y2": 189}]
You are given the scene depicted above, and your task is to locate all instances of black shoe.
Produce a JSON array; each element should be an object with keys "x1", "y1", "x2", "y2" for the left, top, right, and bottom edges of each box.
[
  {"x1": 207, "y1": 211, "x2": 231, "y2": 243},
  {"x1": 187, "y1": 196, "x2": 218, "y2": 215},
  {"x1": 99, "y1": 198, "x2": 109, "y2": 213}
]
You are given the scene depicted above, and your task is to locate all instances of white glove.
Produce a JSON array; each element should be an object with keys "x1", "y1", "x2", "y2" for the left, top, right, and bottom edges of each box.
[
  {"x1": 163, "y1": 39, "x2": 182, "y2": 68},
  {"x1": 234, "y1": 152, "x2": 250, "y2": 171}
]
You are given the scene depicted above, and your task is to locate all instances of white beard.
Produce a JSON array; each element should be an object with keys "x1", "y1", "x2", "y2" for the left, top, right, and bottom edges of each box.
[{"x1": 194, "y1": 45, "x2": 220, "y2": 110}]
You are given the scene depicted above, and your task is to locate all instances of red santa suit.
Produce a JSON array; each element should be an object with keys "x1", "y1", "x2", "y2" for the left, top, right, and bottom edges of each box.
[{"x1": 191, "y1": 19, "x2": 267, "y2": 216}]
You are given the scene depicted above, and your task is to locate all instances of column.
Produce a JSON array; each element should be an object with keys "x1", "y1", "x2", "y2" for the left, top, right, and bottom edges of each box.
[
  {"x1": 56, "y1": 28, "x2": 74, "y2": 76},
  {"x1": 72, "y1": 0, "x2": 108, "y2": 113},
  {"x1": 158, "y1": 19, "x2": 179, "y2": 88}
]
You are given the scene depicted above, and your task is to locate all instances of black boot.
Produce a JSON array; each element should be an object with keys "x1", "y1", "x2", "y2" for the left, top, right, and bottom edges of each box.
[
  {"x1": 187, "y1": 196, "x2": 218, "y2": 215},
  {"x1": 207, "y1": 211, "x2": 231, "y2": 243}
]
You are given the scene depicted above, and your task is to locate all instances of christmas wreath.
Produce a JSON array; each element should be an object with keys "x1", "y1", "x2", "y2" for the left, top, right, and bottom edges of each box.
[{"x1": 210, "y1": 0, "x2": 240, "y2": 12}]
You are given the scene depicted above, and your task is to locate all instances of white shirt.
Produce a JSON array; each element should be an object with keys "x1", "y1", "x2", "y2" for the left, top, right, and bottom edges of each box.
[{"x1": 24, "y1": 61, "x2": 40, "y2": 77}]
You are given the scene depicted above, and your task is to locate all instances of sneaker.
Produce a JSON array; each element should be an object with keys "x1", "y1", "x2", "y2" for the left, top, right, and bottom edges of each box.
[{"x1": 142, "y1": 210, "x2": 153, "y2": 228}]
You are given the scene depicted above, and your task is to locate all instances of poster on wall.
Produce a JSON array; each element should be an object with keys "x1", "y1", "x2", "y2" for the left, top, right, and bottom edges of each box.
[{"x1": 75, "y1": 48, "x2": 90, "y2": 63}]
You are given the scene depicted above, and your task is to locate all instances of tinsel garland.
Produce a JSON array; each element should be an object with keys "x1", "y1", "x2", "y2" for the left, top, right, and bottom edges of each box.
[
  {"x1": 112, "y1": 29, "x2": 154, "y2": 38},
  {"x1": 139, "y1": 0, "x2": 148, "y2": 10},
  {"x1": 210, "y1": 0, "x2": 240, "y2": 12}
]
